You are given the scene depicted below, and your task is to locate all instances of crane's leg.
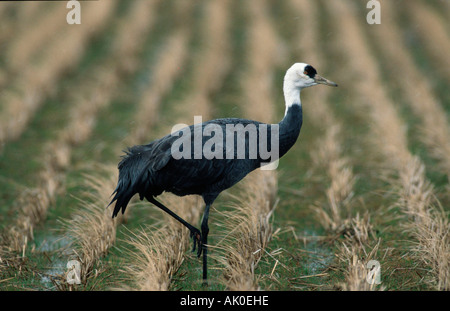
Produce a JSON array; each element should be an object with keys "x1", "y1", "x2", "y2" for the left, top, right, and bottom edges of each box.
[
  {"x1": 200, "y1": 204, "x2": 211, "y2": 284},
  {"x1": 147, "y1": 196, "x2": 201, "y2": 253}
]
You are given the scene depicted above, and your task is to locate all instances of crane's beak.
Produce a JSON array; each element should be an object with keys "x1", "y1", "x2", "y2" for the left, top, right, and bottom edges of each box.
[{"x1": 315, "y1": 75, "x2": 338, "y2": 87}]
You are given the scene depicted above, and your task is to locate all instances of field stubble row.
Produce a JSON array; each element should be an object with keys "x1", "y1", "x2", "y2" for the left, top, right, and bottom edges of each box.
[{"x1": 0, "y1": 1, "x2": 115, "y2": 150}]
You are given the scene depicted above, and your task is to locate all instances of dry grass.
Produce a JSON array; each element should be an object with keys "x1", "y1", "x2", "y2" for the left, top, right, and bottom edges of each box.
[
  {"x1": 61, "y1": 168, "x2": 118, "y2": 286},
  {"x1": 42, "y1": 1, "x2": 163, "y2": 288},
  {"x1": 0, "y1": 0, "x2": 156, "y2": 253},
  {"x1": 289, "y1": 1, "x2": 378, "y2": 292},
  {"x1": 0, "y1": 188, "x2": 51, "y2": 254},
  {"x1": 0, "y1": 3, "x2": 16, "y2": 45},
  {"x1": 369, "y1": 0, "x2": 450, "y2": 178},
  {"x1": 290, "y1": 0, "x2": 333, "y2": 126},
  {"x1": 368, "y1": 1, "x2": 450, "y2": 290},
  {"x1": 394, "y1": 157, "x2": 434, "y2": 220},
  {"x1": 407, "y1": 209, "x2": 449, "y2": 291},
  {"x1": 289, "y1": 0, "x2": 356, "y2": 235},
  {"x1": 117, "y1": 195, "x2": 202, "y2": 291},
  {"x1": 408, "y1": 0, "x2": 450, "y2": 84},
  {"x1": 328, "y1": 0, "x2": 448, "y2": 290},
  {"x1": 0, "y1": 2, "x2": 44, "y2": 68},
  {"x1": 394, "y1": 158, "x2": 449, "y2": 290},
  {"x1": 310, "y1": 124, "x2": 356, "y2": 234},
  {"x1": 242, "y1": 0, "x2": 282, "y2": 124},
  {"x1": 173, "y1": 0, "x2": 231, "y2": 121},
  {"x1": 5, "y1": 3, "x2": 68, "y2": 73},
  {"x1": 118, "y1": 227, "x2": 184, "y2": 291},
  {"x1": 0, "y1": 1, "x2": 115, "y2": 150},
  {"x1": 218, "y1": 170, "x2": 278, "y2": 290},
  {"x1": 133, "y1": 29, "x2": 190, "y2": 144},
  {"x1": 335, "y1": 239, "x2": 383, "y2": 291},
  {"x1": 110, "y1": 0, "x2": 160, "y2": 75},
  {"x1": 0, "y1": 155, "x2": 65, "y2": 252}
]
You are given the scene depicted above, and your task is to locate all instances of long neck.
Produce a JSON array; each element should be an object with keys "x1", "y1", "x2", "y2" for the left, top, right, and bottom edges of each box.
[{"x1": 278, "y1": 83, "x2": 303, "y2": 158}]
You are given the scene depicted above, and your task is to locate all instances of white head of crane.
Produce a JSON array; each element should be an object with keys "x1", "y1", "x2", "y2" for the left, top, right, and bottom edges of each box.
[{"x1": 283, "y1": 63, "x2": 337, "y2": 114}]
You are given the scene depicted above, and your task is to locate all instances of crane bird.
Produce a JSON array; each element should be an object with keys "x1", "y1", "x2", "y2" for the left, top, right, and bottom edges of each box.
[{"x1": 109, "y1": 63, "x2": 337, "y2": 283}]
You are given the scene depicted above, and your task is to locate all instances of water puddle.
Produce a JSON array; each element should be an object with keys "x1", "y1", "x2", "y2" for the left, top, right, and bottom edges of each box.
[{"x1": 33, "y1": 233, "x2": 74, "y2": 289}]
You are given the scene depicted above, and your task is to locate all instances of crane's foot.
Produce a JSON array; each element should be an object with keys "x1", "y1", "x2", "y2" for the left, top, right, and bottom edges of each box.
[{"x1": 190, "y1": 228, "x2": 202, "y2": 257}]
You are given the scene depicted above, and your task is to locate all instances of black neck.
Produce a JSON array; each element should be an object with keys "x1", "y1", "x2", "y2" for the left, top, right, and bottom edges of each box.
[{"x1": 278, "y1": 103, "x2": 303, "y2": 158}]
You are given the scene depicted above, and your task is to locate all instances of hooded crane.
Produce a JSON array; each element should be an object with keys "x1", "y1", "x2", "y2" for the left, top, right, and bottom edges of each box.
[{"x1": 109, "y1": 63, "x2": 337, "y2": 283}]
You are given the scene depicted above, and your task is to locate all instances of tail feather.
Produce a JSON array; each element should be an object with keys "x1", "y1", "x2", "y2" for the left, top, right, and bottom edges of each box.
[
  {"x1": 109, "y1": 147, "x2": 150, "y2": 218},
  {"x1": 109, "y1": 180, "x2": 135, "y2": 218}
]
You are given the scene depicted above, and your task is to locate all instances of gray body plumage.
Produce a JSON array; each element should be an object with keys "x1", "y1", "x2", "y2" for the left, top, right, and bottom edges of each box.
[{"x1": 110, "y1": 106, "x2": 302, "y2": 217}]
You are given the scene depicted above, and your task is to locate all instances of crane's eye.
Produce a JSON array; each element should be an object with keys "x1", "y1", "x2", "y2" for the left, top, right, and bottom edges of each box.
[{"x1": 303, "y1": 65, "x2": 317, "y2": 79}]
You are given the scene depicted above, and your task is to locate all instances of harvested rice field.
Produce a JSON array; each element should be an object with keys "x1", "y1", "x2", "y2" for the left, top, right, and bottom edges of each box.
[{"x1": 0, "y1": 0, "x2": 449, "y2": 293}]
